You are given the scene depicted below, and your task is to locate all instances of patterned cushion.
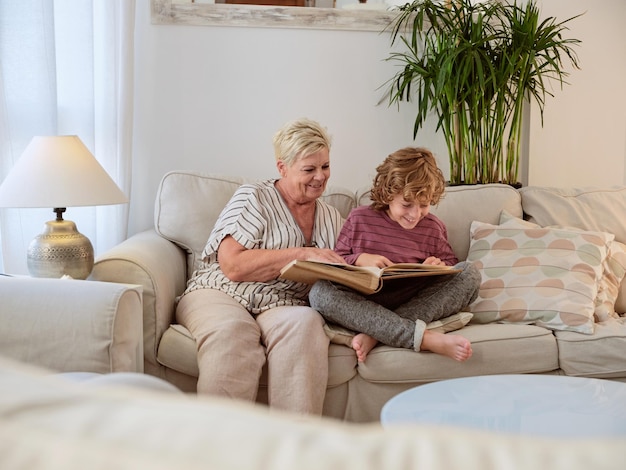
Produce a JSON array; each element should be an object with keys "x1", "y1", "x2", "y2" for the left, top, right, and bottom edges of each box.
[
  {"x1": 499, "y1": 210, "x2": 626, "y2": 321},
  {"x1": 520, "y1": 186, "x2": 626, "y2": 313},
  {"x1": 467, "y1": 217, "x2": 614, "y2": 334},
  {"x1": 596, "y1": 241, "x2": 626, "y2": 320}
]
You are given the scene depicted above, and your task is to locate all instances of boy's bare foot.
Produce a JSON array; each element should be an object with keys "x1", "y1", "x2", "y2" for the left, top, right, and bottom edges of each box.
[
  {"x1": 352, "y1": 333, "x2": 378, "y2": 362},
  {"x1": 421, "y1": 330, "x2": 472, "y2": 362}
]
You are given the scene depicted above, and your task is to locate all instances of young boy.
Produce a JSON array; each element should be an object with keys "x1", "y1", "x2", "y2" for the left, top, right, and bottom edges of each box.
[{"x1": 309, "y1": 147, "x2": 481, "y2": 362}]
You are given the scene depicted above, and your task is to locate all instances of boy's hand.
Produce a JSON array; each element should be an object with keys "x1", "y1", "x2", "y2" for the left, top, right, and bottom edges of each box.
[
  {"x1": 423, "y1": 256, "x2": 444, "y2": 266},
  {"x1": 355, "y1": 253, "x2": 393, "y2": 268}
]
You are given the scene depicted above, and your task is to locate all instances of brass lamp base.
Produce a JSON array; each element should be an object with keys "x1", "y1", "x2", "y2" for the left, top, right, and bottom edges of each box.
[{"x1": 26, "y1": 208, "x2": 94, "y2": 280}]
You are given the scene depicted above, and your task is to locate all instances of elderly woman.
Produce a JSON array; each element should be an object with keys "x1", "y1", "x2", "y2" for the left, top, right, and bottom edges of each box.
[{"x1": 176, "y1": 118, "x2": 345, "y2": 415}]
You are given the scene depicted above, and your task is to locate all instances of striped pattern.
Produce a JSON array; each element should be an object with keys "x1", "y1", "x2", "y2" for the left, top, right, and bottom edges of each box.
[
  {"x1": 184, "y1": 180, "x2": 344, "y2": 314},
  {"x1": 336, "y1": 205, "x2": 457, "y2": 266}
]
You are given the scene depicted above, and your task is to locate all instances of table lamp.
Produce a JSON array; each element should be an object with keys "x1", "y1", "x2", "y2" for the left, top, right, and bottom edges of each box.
[{"x1": 0, "y1": 135, "x2": 128, "y2": 279}]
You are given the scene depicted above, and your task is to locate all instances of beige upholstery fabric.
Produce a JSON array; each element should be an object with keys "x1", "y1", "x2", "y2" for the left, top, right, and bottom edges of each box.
[
  {"x1": 431, "y1": 184, "x2": 523, "y2": 260},
  {"x1": 520, "y1": 186, "x2": 626, "y2": 243},
  {"x1": 0, "y1": 277, "x2": 143, "y2": 373},
  {"x1": 555, "y1": 317, "x2": 626, "y2": 378},
  {"x1": 1, "y1": 357, "x2": 624, "y2": 470},
  {"x1": 91, "y1": 230, "x2": 187, "y2": 377}
]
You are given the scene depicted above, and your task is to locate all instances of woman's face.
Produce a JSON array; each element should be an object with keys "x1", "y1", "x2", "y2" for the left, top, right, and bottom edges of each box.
[
  {"x1": 277, "y1": 148, "x2": 330, "y2": 203},
  {"x1": 386, "y1": 193, "x2": 431, "y2": 230}
]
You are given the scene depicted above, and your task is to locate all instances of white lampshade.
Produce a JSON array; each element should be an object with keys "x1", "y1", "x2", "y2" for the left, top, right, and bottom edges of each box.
[
  {"x1": 0, "y1": 135, "x2": 128, "y2": 279},
  {"x1": 0, "y1": 135, "x2": 128, "y2": 208}
]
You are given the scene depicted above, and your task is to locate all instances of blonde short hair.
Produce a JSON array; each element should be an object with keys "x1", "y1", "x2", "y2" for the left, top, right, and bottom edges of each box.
[
  {"x1": 272, "y1": 118, "x2": 332, "y2": 166},
  {"x1": 370, "y1": 147, "x2": 445, "y2": 211}
]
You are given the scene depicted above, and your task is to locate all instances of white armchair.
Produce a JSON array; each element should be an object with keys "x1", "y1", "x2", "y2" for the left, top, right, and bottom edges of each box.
[{"x1": 0, "y1": 276, "x2": 143, "y2": 373}]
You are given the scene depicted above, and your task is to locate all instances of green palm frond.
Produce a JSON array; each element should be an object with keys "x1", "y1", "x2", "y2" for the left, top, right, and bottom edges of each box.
[{"x1": 383, "y1": 0, "x2": 581, "y2": 185}]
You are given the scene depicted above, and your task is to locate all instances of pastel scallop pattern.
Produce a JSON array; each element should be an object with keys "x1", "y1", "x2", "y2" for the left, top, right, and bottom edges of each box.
[
  {"x1": 467, "y1": 219, "x2": 615, "y2": 334},
  {"x1": 498, "y1": 211, "x2": 626, "y2": 322}
]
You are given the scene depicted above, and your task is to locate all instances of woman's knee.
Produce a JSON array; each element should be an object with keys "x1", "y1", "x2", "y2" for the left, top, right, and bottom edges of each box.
[
  {"x1": 259, "y1": 306, "x2": 328, "y2": 351},
  {"x1": 177, "y1": 289, "x2": 261, "y2": 349}
]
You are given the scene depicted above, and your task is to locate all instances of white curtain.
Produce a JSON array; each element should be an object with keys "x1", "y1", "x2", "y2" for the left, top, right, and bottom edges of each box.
[{"x1": 0, "y1": 0, "x2": 135, "y2": 275}]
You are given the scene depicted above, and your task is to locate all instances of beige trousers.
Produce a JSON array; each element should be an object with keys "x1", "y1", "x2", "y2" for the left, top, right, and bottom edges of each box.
[{"x1": 176, "y1": 288, "x2": 329, "y2": 415}]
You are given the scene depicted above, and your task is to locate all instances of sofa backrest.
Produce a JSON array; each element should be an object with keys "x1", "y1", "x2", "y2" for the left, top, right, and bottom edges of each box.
[
  {"x1": 154, "y1": 171, "x2": 357, "y2": 278},
  {"x1": 155, "y1": 172, "x2": 524, "y2": 277},
  {"x1": 155, "y1": 172, "x2": 626, "y2": 314},
  {"x1": 520, "y1": 186, "x2": 626, "y2": 245},
  {"x1": 430, "y1": 184, "x2": 524, "y2": 261}
]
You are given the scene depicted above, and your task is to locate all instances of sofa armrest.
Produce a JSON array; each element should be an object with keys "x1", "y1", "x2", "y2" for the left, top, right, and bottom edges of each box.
[
  {"x1": 0, "y1": 277, "x2": 143, "y2": 373},
  {"x1": 90, "y1": 230, "x2": 188, "y2": 374}
]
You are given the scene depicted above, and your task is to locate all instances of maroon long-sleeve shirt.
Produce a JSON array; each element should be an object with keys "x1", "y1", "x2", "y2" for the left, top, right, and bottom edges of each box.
[{"x1": 335, "y1": 205, "x2": 458, "y2": 266}]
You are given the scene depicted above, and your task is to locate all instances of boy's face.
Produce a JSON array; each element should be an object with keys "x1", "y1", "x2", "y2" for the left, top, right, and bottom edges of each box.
[{"x1": 386, "y1": 193, "x2": 431, "y2": 230}]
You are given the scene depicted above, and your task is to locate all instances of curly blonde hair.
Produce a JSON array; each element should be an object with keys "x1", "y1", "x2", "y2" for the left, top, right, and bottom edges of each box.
[{"x1": 370, "y1": 147, "x2": 445, "y2": 211}]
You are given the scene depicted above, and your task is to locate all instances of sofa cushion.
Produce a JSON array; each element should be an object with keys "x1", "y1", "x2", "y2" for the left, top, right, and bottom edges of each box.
[
  {"x1": 520, "y1": 185, "x2": 626, "y2": 313},
  {"x1": 157, "y1": 324, "x2": 359, "y2": 390},
  {"x1": 597, "y1": 241, "x2": 626, "y2": 319},
  {"x1": 357, "y1": 323, "x2": 558, "y2": 383},
  {"x1": 500, "y1": 210, "x2": 626, "y2": 322},
  {"x1": 155, "y1": 171, "x2": 356, "y2": 278},
  {"x1": 467, "y1": 219, "x2": 613, "y2": 334},
  {"x1": 555, "y1": 317, "x2": 626, "y2": 378}
]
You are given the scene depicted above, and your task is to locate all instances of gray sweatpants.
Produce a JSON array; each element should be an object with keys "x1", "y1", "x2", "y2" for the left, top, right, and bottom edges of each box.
[{"x1": 309, "y1": 261, "x2": 481, "y2": 351}]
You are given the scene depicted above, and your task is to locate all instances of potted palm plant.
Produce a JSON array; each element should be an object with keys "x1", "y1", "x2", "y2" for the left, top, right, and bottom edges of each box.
[{"x1": 383, "y1": 0, "x2": 581, "y2": 185}]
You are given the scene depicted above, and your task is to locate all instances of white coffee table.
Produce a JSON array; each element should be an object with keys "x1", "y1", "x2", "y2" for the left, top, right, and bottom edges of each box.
[{"x1": 380, "y1": 374, "x2": 626, "y2": 437}]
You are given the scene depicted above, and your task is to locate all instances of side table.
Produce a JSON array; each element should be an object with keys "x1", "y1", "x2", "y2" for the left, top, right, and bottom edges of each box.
[{"x1": 381, "y1": 374, "x2": 626, "y2": 438}]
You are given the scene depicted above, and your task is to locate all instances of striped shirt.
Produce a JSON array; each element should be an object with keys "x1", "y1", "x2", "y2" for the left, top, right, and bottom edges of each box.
[
  {"x1": 183, "y1": 180, "x2": 344, "y2": 314},
  {"x1": 335, "y1": 205, "x2": 458, "y2": 266}
]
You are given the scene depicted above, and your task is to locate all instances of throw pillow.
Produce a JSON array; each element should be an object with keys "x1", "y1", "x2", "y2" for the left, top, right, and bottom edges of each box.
[
  {"x1": 323, "y1": 311, "x2": 474, "y2": 347},
  {"x1": 596, "y1": 240, "x2": 626, "y2": 320},
  {"x1": 467, "y1": 218, "x2": 614, "y2": 334},
  {"x1": 499, "y1": 210, "x2": 626, "y2": 321}
]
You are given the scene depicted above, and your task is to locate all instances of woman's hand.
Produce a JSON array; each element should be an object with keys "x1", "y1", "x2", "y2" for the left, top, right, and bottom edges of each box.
[
  {"x1": 355, "y1": 253, "x2": 393, "y2": 268},
  {"x1": 303, "y1": 247, "x2": 346, "y2": 264}
]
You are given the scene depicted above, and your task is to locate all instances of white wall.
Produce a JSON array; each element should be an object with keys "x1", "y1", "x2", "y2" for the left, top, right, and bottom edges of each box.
[
  {"x1": 527, "y1": 0, "x2": 626, "y2": 187},
  {"x1": 131, "y1": 0, "x2": 444, "y2": 234},
  {"x1": 130, "y1": 0, "x2": 626, "y2": 235}
]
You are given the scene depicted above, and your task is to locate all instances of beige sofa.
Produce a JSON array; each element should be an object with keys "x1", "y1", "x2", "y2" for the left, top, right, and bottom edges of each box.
[
  {"x1": 2, "y1": 356, "x2": 625, "y2": 470},
  {"x1": 91, "y1": 171, "x2": 626, "y2": 422}
]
